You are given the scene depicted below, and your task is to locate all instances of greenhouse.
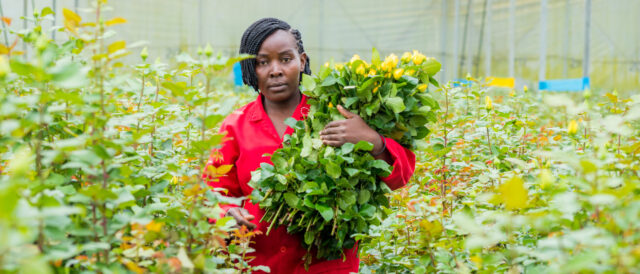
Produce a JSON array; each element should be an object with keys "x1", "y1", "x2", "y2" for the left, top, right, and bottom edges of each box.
[{"x1": 1, "y1": 0, "x2": 639, "y2": 273}]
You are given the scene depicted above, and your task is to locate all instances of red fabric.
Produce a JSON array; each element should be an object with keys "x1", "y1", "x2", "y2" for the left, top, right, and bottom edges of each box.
[{"x1": 203, "y1": 94, "x2": 416, "y2": 273}]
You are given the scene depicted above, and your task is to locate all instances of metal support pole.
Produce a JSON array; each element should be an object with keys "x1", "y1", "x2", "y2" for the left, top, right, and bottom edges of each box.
[
  {"x1": 198, "y1": 0, "x2": 202, "y2": 46},
  {"x1": 484, "y1": 0, "x2": 492, "y2": 77},
  {"x1": 74, "y1": 0, "x2": 78, "y2": 13},
  {"x1": 318, "y1": 0, "x2": 323, "y2": 67},
  {"x1": 0, "y1": 0, "x2": 9, "y2": 46},
  {"x1": 52, "y1": 0, "x2": 56, "y2": 40},
  {"x1": 464, "y1": 0, "x2": 472, "y2": 76},
  {"x1": 475, "y1": 0, "x2": 488, "y2": 76},
  {"x1": 23, "y1": 0, "x2": 28, "y2": 57},
  {"x1": 508, "y1": 0, "x2": 515, "y2": 78},
  {"x1": 459, "y1": 0, "x2": 471, "y2": 76},
  {"x1": 440, "y1": 0, "x2": 448, "y2": 82},
  {"x1": 583, "y1": 0, "x2": 591, "y2": 78},
  {"x1": 452, "y1": 0, "x2": 460, "y2": 80},
  {"x1": 562, "y1": 0, "x2": 570, "y2": 78},
  {"x1": 539, "y1": 0, "x2": 547, "y2": 81}
]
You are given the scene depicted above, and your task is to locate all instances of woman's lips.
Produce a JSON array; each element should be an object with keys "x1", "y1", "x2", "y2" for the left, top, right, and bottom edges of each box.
[{"x1": 268, "y1": 83, "x2": 287, "y2": 92}]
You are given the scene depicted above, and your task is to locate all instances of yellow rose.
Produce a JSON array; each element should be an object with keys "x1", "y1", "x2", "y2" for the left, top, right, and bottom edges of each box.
[
  {"x1": 405, "y1": 69, "x2": 415, "y2": 76},
  {"x1": 523, "y1": 85, "x2": 529, "y2": 93},
  {"x1": 335, "y1": 63, "x2": 344, "y2": 70},
  {"x1": 417, "y1": 83, "x2": 427, "y2": 92},
  {"x1": 350, "y1": 54, "x2": 361, "y2": 63},
  {"x1": 485, "y1": 96, "x2": 493, "y2": 110},
  {"x1": 567, "y1": 120, "x2": 578, "y2": 135},
  {"x1": 381, "y1": 54, "x2": 399, "y2": 72},
  {"x1": 356, "y1": 64, "x2": 366, "y2": 76},
  {"x1": 368, "y1": 68, "x2": 376, "y2": 76},
  {"x1": 401, "y1": 51, "x2": 411, "y2": 63},
  {"x1": 412, "y1": 50, "x2": 426, "y2": 65},
  {"x1": 393, "y1": 68, "x2": 404, "y2": 80},
  {"x1": 328, "y1": 102, "x2": 334, "y2": 108}
]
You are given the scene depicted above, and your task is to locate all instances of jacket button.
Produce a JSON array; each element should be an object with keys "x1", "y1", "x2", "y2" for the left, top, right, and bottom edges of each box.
[{"x1": 280, "y1": 246, "x2": 287, "y2": 253}]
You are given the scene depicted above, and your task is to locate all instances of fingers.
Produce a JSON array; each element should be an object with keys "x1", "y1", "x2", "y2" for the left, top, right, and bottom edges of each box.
[
  {"x1": 227, "y1": 208, "x2": 257, "y2": 230},
  {"x1": 337, "y1": 105, "x2": 355, "y2": 119},
  {"x1": 322, "y1": 140, "x2": 345, "y2": 147},
  {"x1": 320, "y1": 126, "x2": 343, "y2": 136}
]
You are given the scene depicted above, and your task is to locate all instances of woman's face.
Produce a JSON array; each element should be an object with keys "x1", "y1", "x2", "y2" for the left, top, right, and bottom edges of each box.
[{"x1": 255, "y1": 30, "x2": 306, "y2": 103}]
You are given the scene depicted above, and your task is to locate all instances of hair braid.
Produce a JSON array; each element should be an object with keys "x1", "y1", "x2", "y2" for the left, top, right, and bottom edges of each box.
[{"x1": 239, "y1": 18, "x2": 311, "y2": 92}]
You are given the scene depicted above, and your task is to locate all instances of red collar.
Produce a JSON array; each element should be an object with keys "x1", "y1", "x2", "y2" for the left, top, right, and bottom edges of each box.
[{"x1": 248, "y1": 93, "x2": 309, "y2": 122}]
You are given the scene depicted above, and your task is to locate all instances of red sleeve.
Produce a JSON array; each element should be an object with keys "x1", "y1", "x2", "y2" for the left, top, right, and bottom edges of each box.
[
  {"x1": 380, "y1": 137, "x2": 416, "y2": 190},
  {"x1": 202, "y1": 121, "x2": 242, "y2": 217}
]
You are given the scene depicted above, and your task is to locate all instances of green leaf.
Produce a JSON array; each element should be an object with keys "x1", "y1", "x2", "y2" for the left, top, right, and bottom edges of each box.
[
  {"x1": 371, "y1": 48, "x2": 381, "y2": 66},
  {"x1": 358, "y1": 190, "x2": 371, "y2": 205},
  {"x1": 325, "y1": 161, "x2": 341, "y2": 179},
  {"x1": 341, "y1": 97, "x2": 359, "y2": 108},
  {"x1": 304, "y1": 230, "x2": 315, "y2": 245},
  {"x1": 345, "y1": 168, "x2": 359, "y2": 177},
  {"x1": 340, "y1": 191, "x2": 357, "y2": 206},
  {"x1": 315, "y1": 204, "x2": 334, "y2": 222},
  {"x1": 205, "y1": 114, "x2": 224, "y2": 129},
  {"x1": 359, "y1": 204, "x2": 376, "y2": 219},
  {"x1": 320, "y1": 75, "x2": 337, "y2": 87},
  {"x1": 422, "y1": 58, "x2": 441, "y2": 76},
  {"x1": 284, "y1": 192, "x2": 299, "y2": 207},
  {"x1": 341, "y1": 142, "x2": 355, "y2": 154},
  {"x1": 385, "y1": 96, "x2": 406, "y2": 113},
  {"x1": 41, "y1": 7, "x2": 55, "y2": 17},
  {"x1": 301, "y1": 134, "x2": 312, "y2": 158},
  {"x1": 301, "y1": 73, "x2": 316, "y2": 94},
  {"x1": 354, "y1": 140, "x2": 374, "y2": 151}
]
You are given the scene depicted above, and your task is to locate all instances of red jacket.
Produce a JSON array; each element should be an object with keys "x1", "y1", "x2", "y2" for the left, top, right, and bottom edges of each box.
[{"x1": 203, "y1": 93, "x2": 415, "y2": 273}]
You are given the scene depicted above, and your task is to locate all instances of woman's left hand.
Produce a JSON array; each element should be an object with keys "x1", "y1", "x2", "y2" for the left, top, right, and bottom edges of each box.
[{"x1": 320, "y1": 105, "x2": 383, "y2": 154}]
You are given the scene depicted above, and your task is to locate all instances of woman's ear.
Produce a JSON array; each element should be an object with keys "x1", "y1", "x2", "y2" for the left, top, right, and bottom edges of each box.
[{"x1": 299, "y1": 52, "x2": 307, "y2": 72}]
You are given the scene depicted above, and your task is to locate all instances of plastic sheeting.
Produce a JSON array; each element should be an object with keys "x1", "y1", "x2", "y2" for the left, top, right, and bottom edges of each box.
[{"x1": 1, "y1": 0, "x2": 638, "y2": 92}]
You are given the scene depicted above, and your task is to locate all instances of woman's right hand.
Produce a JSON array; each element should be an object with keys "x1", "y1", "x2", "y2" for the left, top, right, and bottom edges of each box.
[{"x1": 225, "y1": 207, "x2": 257, "y2": 230}]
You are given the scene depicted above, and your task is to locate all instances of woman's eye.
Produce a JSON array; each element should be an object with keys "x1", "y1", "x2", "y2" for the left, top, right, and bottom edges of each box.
[
  {"x1": 258, "y1": 60, "x2": 267, "y2": 66},
  {"x1": 282, "y1": 57, "x2": 291, "y2": 63}
]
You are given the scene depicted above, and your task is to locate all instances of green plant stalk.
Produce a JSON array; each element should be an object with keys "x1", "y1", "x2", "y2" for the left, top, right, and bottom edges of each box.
[
  {"x1": 149, "y1": 78, "x2": 160, "y2": 157},
  {"x1": 266, "y1": 202, "x2": 285, "y2": 236},
  {"x1": 200, "y1": 73, "x2": 211, "y2": 166},
  {"x1": 186, "y1": 192, "x2": 198, "y2": 252}
]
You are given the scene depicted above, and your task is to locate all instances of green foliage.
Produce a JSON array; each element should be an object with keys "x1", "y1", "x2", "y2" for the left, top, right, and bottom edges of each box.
[
  {"x1": 357, "y1": 81, "x2": 640, "y2": 273},
  {"x1": 249, "y1": 50, "x2": 440, "y2": 264},
  {"x1": 0, "y1": 3, "x2": 259, "y2": 273}
]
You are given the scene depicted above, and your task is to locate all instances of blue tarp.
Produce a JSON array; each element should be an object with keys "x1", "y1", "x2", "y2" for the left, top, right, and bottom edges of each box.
[
  {"x1": 233, "y1": 62, "x2": 243, "y2": 86},
  {"x1": 538, "y1": 77, "x2": 590, "y2": 92},
  {"x1": 452, "y1": 79, "x2": 473, "y2": 87}
]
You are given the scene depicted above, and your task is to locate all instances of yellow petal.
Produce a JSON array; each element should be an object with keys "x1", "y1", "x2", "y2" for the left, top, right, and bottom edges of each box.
[
  {"x1": 393, "y1": 68, "x2": 404, "y2": 80},
  {"x1": 567, "y1": 120, "x2": 578, "y2": 135},
  {"x1": 485, "y1": 96, "x2": 493, "y2": 110},
  {"x1": 106, "y1": 17, "x2": 127, "y2": 26},
  {"x1": 499, "y1": 176, "x2": 528, "y2": 210}
]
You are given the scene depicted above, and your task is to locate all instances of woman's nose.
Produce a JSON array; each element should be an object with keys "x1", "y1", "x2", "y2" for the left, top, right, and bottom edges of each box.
[{"x1": 269, "y1": 63, "x2": 284, "y2": 78}]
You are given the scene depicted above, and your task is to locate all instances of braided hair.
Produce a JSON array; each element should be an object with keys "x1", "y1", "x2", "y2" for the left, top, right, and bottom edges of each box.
[{"x1": 239, "y1": 18, "x2": 312, "y2": 92}]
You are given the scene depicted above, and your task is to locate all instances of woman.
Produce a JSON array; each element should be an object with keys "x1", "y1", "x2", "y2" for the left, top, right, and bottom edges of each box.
[{"x1": 203, "y1": 18, "x2": 415, "y2": 273}]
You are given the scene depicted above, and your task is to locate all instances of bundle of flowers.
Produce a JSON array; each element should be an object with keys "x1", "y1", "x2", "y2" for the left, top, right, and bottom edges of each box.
[{"x1": 249, "y1": 49, "x2": 441, "y2": 263}]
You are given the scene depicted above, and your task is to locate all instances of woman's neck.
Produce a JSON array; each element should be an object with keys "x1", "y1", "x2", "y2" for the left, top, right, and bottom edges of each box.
[{"x1": 262, "y1": 91, "x2": 302, "y2": 118}]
